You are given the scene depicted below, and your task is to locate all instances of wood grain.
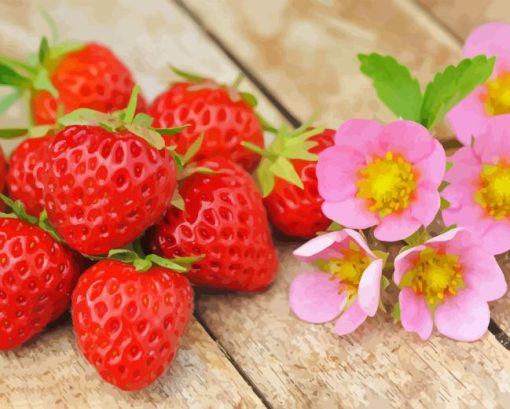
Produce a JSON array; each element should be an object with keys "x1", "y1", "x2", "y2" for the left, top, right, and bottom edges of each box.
[
  {"x1": 0, "y1": 321, "x2": 265, "y2": 409},
  {"x1": 418, "y1": 0, "x2": 510, "y2": 40}
]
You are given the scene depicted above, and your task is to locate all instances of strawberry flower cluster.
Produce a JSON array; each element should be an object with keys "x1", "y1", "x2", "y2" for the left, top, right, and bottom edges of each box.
[{"x1": 290, "y1": 22, "x2": 510, "y2": 342}]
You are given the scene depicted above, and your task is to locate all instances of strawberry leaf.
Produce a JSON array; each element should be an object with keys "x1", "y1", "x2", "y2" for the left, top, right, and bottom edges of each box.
[
  {"x1": 0, "y1": 128, "x2": 29, "y2": 139},
  {"x1": 0, "y1": 64, "x2": 30, "y2": 86},
  {"x1": 393, "y1": 303, "x2": 401, "y2": 322},
  {"x1": 132, "y1": 113, "x2": 154, "y2": 127},
  {"x1": 145, "y1": 254, "x2": 188, "y2": 272},
  {"x1": 0, "y1": 89, "x2": 23, "y2": 113},
  {"x1": 120, "y1": 85, "x2": 140, "y2": 123},
  {"x1": 240, "y1": 92, "x2": 258, "y2": 107},
  {"x1": 49, "y1": 41, "x2": 85, "y2": 60},
  {"x1": 171, "y1": 66, "x2": 207, "y2": 82},
  {"x1": 29, "y1": 125, "x2": 53, "y2": 138},
  {"x1": 183, "y1": 133, "x2": 204, "y2": 165},
  {"x1": 154, "y1": 125, "x2": 188, "y2": 135},
  {"x1": 171, "y1": 189, "x2": 185, "y2": 210},
  {"x1": 269, "y1": 156, "x2": 304, "y2": 189},
  {"x1": 256, "y1": 158, "x2": 276, "y2": 197},
  {"x1": 38, "y1": 37, "x2": 50, "y2": 66},
  {"x1": 125, "y1": 124, "x2": 165, "y2": 150},
  {"x1": 58, "y1": 108, "x2": 116, "y2": 127},
  {"x1": 0, "y1": 194, "x2": 38, "y2": 225},
  {"x1": 256, "y1": 113, "x2": 277, "y2": 133},
  {"x1": 420, "y1": 55, "x2": 495, "y2": 129},
  {"x1": 358, "y1": 53, "x2": 422, "y2": 122},
  {"x1": 33, "y1": 68, "x2": 58, "y2": 97}
]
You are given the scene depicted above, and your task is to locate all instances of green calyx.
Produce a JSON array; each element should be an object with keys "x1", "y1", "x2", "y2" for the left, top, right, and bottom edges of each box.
[
  {"x1": 100, "y1": 248, "x2": 204, "y2": 273},
  {"x1": 0, "y1": 194, "x2": 63, "y2": 242},
  {"x1": 0, "y1": 124, "x2": 56, "y2": 140},
  {"x1": 57, "y1": 85, "x2": 187, "y2": 150},
  {"x1": 170, "y1": 66, "x2": 259, "y2": 108},
  {"x1": 0, "y1": 35, "x2": 85, "y2": 114},
  {"x1": 243, "y1": 118, "x2": 325, "y2": 197}
]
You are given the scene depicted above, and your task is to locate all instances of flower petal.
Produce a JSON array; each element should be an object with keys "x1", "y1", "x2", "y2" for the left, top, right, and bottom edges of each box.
[
  {"x1": 289, "y1": 271, "x2": 347, "y2": 324},
  {"x1": 293, "y1": 231, "x2": 345, "y2": 262},
  {"x1": 322, "y1": 197, "x2": 378, "y2": 229},
  {"x1": 410, "y1": 182, "x2": 441, "y2": 226},
  {"x1": 441, "y1": 201, "x2": 493, "y2": 235},
  {"x1": 373, "y1": 212, "x2": 421, "y2": 242},
  {"x1": 399, "y1": 288, "x2": 433, "y2": 341},
  {"x1": 393, "y1": 245, "x2": 425, "y2": 285},
  {"x1": 447, "y1": 89, "x2": 488, "y2": 146},
  {"x1": 445, "y1": 147, "x2": 482, "y2": 186},
  {"x1": 358, "y1": 259, "x2": 383, "y2": 317},
  {"x1": 480, "y1": 221, "x2": 510, "y2": 255},
  {"x1": 379, "y1": 120, "x2": 435, "y2": 163},
  {"x1": 317, "y1": 146, "x2": 365, "y2": 202},
  {"x1": 343, "y1": 229, "x2": 378, "y2": 259},
  {"x1": 334, "y1": 301, "x2": 367, "y2": 336},
  {"x1": 464, "y1": 22, "x2": 510, "y2": 68},
  {"x1": 434, "y1": 288, "x2": 490, "y2": 342},
  {"x1": 334, "y1": 119, "x2": 384, "y2": 160},
  {"x1": 474, "y1": 114, "x2": 510, "y2": 164},
  {"x1": 415, "y1": 139, "x2": 446, "y2": 187}
]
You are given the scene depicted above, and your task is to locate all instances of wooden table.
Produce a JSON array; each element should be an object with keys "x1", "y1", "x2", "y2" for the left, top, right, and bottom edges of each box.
[{"x1": 1, "y1": 0, "x2": 510, "y2": 407}]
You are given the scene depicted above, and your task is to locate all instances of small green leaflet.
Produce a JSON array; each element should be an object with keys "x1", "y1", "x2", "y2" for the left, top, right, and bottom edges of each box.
[
  {"x1": 38, "y1": 37, "x2": 50, "y2": 66},
  {"x1": 182, "y1": 133, "x2": 204, "y2": 164},
  {"x1": 420, "y1": 55, "x2": 495, "y2": 129},
  {"x1": 393, "y1": 303, "x2": 401, "y2": 322},
  {"x1": 0, "y1": 64, "x2": 30, "y2": 86},
  {"x1": 33, "y1": 68, "x2": 58, "y2": 97},
  {"x1": 0, "y1": 89, "x2": 23, "y2": 113},
  {"x1": 256, "y1": 158, "x2": 276, "y2": 197},
  {"x1": 0, "y1": 128, "x2": 29, "y2": 139},
  {"x1": 269, "y1": 156, "x2": 304, "y2": 190},
  {"x1": 120, "y1": 85, "x2": 140, "y2": 123},
  {"x1": 358, "y1": 53, "x2": 422, "y2": 122},
  {"x1": 170, "y1": 66, "x2": 207, "y2": 82},
  {"x1": 171, "y1": 189, "x2": 185, "y2": 211},
  {"x1": 132, "y1": 113, "x2": 154, "y2": 127},
  {"x1": 240, "y1": 92, "x2": 258, "y2": 107}
]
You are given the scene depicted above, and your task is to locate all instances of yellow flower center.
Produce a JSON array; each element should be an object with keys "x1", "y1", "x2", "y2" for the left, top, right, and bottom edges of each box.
[
  {"x1": 475, "y1": 162, "x2": 510, "y2": 220},
  {"x1": 314, "y1": 240, "x2": 371, "y2": 296},
  {"x1": 484, "y1": 73, "x2": 510, "y2": 116},
  {"x1": 356, "y1": 152, "x2": 417, "y2": 218},
  {"x1": 400, "y1": 247, "x2": 464, "y2": 307}
]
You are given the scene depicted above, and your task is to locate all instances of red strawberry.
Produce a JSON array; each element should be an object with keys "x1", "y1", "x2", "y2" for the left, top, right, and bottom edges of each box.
[
  {"x1": 7, "y1": 135, "x2": 51, "y2": 216},
  {"x1": 72, "y1": 254, "x2": 195, "y2": 391},
  {"x1": 148, "y1": 68, "x2": 264, "y2": 172},
  {"x1": 0, "y1": 198, "x2": 82, "y2": 350},
  {"x1": 245, "y1": 125, "x2": 334, "y2": 239},
  {"x1": 42, "y1": 88, "x2": 182, "y2": 255},
  {"x1": 145, "y1": 157, "x2": 278, "y2": 292},
  {"x1": 0, "y1": 38, "x2": 146, "y2": 125}
]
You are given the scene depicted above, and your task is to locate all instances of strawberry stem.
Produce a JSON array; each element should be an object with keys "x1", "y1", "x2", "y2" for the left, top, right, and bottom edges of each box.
[{"x1": 232, "y1": 72, "x2": 245, "y2": 89}]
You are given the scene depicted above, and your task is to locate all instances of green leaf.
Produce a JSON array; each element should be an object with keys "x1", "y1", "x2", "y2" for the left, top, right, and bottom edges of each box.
[
  {"x1": 404, "y1": 227, "x2": 430, "y2": 247},
  {"x1": 38, "y1": 37, "x2": 50, "y2": 66},
  {"x1": 327, "y1": 221, "x2": 343, "y2": 231},
  {"x1": 125, "y1": 124, "x2": 165, "y2": 150},
  {"x1": 256, "y1": 113, "x2": 277, "y2": 134},
  {"x1": 440, "y1": 196, "x2": 450, "y2": 209},
  {"x1": 439, "y1": 180, "x2": 449, "y2": 192},
  {"x1": 0, "y1": 64, "x2": 30, "y2": 86},
  {"x1": 445, "y1": 161, "x2": 453, "y2": 172},
  {"x1": 170, "y1": 66, "x2": 207, "y2": 82},
  {"x1": 241, "y1": 141, "x2": 270, "y2": 158},
  {"x1": 398, "y1": 271, "x2": 414, "y2": 288},
  {"x1": 171, "y1": 189, "x2": 185, "y2": 210},
  {"x1": 381, "y1": 275, "x2": 390, "y2": 290},
  {"x1": 256, "y1": 158, "x2": 276, "y2": 197},
  {"x1": 33, "y1": 68, "x2": 58, "y2": 97},
  {"x1": 393, "y1": 303, "x2": 401, "y2": 322},
  {"x1": 155, "y1": 125, "x2": 189, "y2": 135},
  {"x1": 40, "y1": 8, "x2": 59, "y2": 43},
  {"x1": 58, "y1": 108, "x2": 114, "y2": 127},
  {"x1": 183, "y1": 133, "x2": 204, "y2": 164},
  {"x1": 37, "y1": 210, "x2": 63, "y2": 243},
  {"x1": 168, "y1": 148, "x2": 184, "y2": 169},
  {"x1": 0, "y1": 194, "x2": 38, "y2": 225},
  {"x1": 421, "y1": 55, "x2": 495, "y2": 129},
  {"x1": 120, "y1": 85, "x2": 140, "y2": 123},
  {"x1": 107, "y1": 249, "x2": 138, "y2": 263},
  {"x1": 146, "y1": 254, "x2": 188, "y2": 272},
  {"x1": 0, "y1": 128, "x2": 28, "y2": 139},
  {"x1": 240, "y1": 92, "x2": 258, "y2": 107},
  {"x1": 132, "y1": 113, "x2": 154, "y2": 127},
  {"x1": 49, "y1": 41, "x2": 85, "y2": 60},
  {"x1": 0, "y1": 89, "x2": 23, "y2": 113},
  {"x1": 269, "y1": 156, "x2": 304, "y2": 189},
  {"x1": 29, "y1": 125, "x2": 53, "y2": 138},
  {"x1": 358, "y1": 53, "x2": 422, "y2": 121},
  {"x1": 178, "y1": 166, "x2": 218, "y2": 180}
]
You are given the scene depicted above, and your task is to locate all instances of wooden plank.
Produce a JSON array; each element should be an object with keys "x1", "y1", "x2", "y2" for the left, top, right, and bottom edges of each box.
[
  {"x1": 0, "y1": 321, "x2": 265, "y2": 409},
  {"x1": 418, "y1": 0, "x2": 510, "y2": 40},
  {"x1": 177, "y1": 0, "x2": 510, "y2": 406},
  {"x1": 0, "y1": 0, "x2": 283, "y2": 406}
]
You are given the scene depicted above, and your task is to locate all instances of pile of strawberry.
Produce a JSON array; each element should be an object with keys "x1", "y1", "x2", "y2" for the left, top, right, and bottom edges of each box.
[{"x1": 0, "y1": 35, "x2": 330, "y2": 391}]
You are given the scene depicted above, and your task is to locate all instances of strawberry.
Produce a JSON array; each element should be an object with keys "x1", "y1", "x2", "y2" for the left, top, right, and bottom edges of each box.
[
  {"x1": 41, "y1": 87, "x2": 184, "y2": 255},
  {"x1": 0, "y1": 145, "x2": 6, "y2": 192},
  {"x1": 244, "y1": 124, "x2": 334, "y2": 239},
  {"x1": 0, "y1": 37, "x2": 146, "y2": 125},
  {"x1": 72, "y1": 251, "x2": 196, "y2": 391},
  {"x1": 145, "y1": 157, "x2": 278, "y2": 292},
  {"x1": 148, "y1": 68, "x2": 264, "y2": 172},
  {"x1": 0, "y1": 196, "x2": 82, "y2": 350},
  {"x1": 6, "y1": 134, "x2": 51, "y2": 216}
]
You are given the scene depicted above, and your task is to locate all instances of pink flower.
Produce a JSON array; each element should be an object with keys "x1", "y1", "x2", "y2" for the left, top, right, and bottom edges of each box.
[
  {"x1": 442, "y1": 115, "x2": 510, "y2": 254},
  {"x1": 289, "y1": 229, "x2": 384, "y2": 335},
  {"x1": 448, "y1": 22, "x2": 510, "y2": 145},
  {"x1": 394, "y1": 228, "x2": 506, "y2": 341},
  {"x1": 317, "y1": 119, "x2": 445, "y2": 242}
]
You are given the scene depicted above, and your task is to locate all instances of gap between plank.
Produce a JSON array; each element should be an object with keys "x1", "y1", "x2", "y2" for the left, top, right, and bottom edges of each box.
[
  {"x1": 172, "y1": 0, "x2": 510, "y2": 352},
  {"x1": 193, "y1": 303, "x2": 274, "y2": 409}
]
